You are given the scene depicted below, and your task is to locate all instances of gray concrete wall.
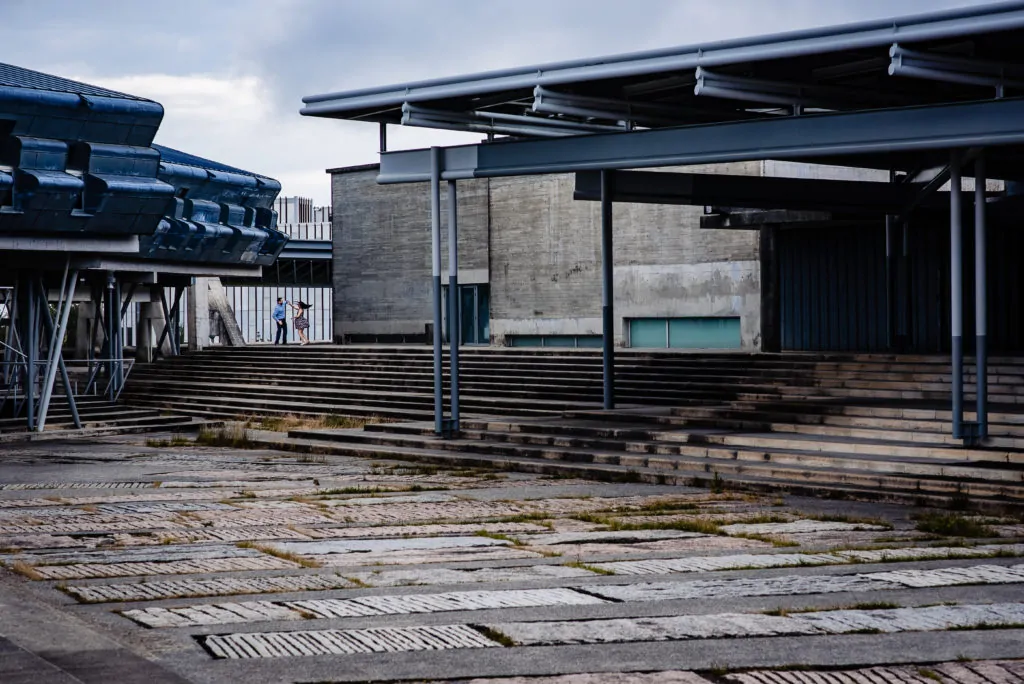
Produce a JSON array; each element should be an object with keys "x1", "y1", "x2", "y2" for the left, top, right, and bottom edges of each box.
[
  {"x1": 331, "y1": 168, "x2": 488, "y2": 340},
  {"x1": 488, "y1": 162, "x2": 762, "y2": 348},
  {"x1": 329, "y1": 161, "x2": 891, "y2": 350}
]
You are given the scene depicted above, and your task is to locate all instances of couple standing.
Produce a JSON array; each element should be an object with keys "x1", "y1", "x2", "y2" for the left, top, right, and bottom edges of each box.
[{"x1": 272, "y1": 297, "x2": 311, "y2": 345}]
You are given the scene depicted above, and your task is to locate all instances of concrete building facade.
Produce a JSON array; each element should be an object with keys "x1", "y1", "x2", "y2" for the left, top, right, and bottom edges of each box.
[{"x1": 329, "y1": 161, "x2": 785, "y2": 350}]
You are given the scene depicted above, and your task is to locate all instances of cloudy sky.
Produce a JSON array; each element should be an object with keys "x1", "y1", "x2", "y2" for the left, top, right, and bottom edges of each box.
[{"x1": 2, "y1": 0, "x2": 989, "y2": 205}]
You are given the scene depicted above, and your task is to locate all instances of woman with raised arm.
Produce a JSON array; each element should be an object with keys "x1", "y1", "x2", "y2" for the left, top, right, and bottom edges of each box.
[{"x1": 292, "y1": 300, "x2": 311, "y2": 345}]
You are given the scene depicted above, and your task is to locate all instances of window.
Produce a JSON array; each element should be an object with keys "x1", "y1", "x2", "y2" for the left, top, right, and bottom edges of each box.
[
  {"x1": 507, "y1": 335, "x2": 602, "y2": 348},
  {"x1": 628, "y1": 317, "x2": 741, "y2": 349},
  {"x1": 442, "y1": 284, "x2": 490, "y2": 345}
]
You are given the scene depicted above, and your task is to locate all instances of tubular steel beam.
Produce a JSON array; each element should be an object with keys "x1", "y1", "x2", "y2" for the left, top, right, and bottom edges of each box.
[
  {"x1": 378, "y1": 97, "x2": 1024, "y2": 184},
  {"x1": 950, "y1": 152, "x2": 964, "y2": 440},
  {"x1": 430, "y1": 147, "x2": 444, "y2": 435},
  {"x1": 447, "y1": 180, "x2": 461, "y2": 431},
  {"x1": 573, "y1": 169, "x2": 937, "y2": 213},
  {"x1": 975, "y1": 152, "x2": 989, "y2": 440},
  {"x1": 601, "y1": 169, "x2": 615, "y2": 411}
]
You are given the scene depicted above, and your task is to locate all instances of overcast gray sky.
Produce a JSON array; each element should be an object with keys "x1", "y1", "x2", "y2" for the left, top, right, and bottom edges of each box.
[{"x1": 1, "y1": 0, "x2": 991, "y2": 205}]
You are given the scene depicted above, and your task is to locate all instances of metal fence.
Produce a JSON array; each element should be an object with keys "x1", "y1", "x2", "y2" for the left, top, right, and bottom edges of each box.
[{"x1": 225, "y1": 286, "x2": 332, "y2": 344}]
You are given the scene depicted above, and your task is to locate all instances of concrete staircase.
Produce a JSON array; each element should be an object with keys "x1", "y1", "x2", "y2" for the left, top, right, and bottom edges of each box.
[
  {"x1": 0, "y1": 395, "x2": 201, "y2": 439},
  {"x1": 120, "y1": 344, "x2": 1024, "y2": 508},
  {"x1": 121, "y1": 345, "x2": 1024, "y2": 423}
]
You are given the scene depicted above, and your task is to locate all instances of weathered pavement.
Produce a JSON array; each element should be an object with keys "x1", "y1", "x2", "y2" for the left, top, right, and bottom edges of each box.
[{"x1": 1, "y1": 432, "x2": 1023, "y2": 684}]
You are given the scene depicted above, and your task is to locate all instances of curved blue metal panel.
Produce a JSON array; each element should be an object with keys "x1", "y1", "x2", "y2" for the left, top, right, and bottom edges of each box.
[{"x1": 0, "y1": 61, "x2": 284, "y2": 269}]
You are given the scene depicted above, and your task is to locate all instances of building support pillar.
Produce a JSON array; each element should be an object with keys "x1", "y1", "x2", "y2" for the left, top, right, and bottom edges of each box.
[
  {"x1": 448, "y1": 180, "x2": 461, "y2": 430},
  {"x1": 430, "y1": 147, "x2": 444, "y2": 434},
  {"x1": 136, "y1": 302, "x2": 154, "y2": 364},
  {"x1": 885, "y1": 215, "x2": 897, "y2": 350},
  {"x1": 950, "y1": 152, "x2": 964, "y2": 440},
  {"x1": 975, "y1": 152, "x2": 988, "y2": 440},
  {"x1": 25, "y1": 275, "x2": 37, "y2": 430},
  {"x1": 601, "y1": 169, "x2": 615, "y2": 410}
]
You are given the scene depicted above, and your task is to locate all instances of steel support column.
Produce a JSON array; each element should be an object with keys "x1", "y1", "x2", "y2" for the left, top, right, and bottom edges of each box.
[
  {"x1": 105, "y1": 273, "x2": 117, "y2": 401},
  {"x1": 885, "y1": 215, "x2": 897, "y2": 350},
  {"x1": 601, "y1": 169, "x2": 615, "y2": 410},
  {"x1": 975, "y1": 152, "x2": 988, "y2": 439},
  {"x1": 37, "y1": 273, "x2": 80, "y2": 431},
  {"x1": 950, "y1": 153, "x2": 964, "y2": 440},
  {"x1": 37, "y1": 270, "x2": 78, "y2": 431},
  {"x1": 430, "y1": 147, "x2": 444, "y2": 434},
  {"x1": 447, "y1": 180, "x2": 461, "y2": 430},
  {"x1": 25, "y1": 275, "x2": 37, "y2": 430}
]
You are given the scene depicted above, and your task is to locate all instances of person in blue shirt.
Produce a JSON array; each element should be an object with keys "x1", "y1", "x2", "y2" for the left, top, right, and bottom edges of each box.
[{"x1": 272, "y1": 297, "x2": 289, "y2": 345}]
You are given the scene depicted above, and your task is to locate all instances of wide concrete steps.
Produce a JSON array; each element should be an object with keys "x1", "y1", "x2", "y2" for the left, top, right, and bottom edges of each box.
[{"x1": 272, "y1": 419, "x2": 1024, "y2": 507}]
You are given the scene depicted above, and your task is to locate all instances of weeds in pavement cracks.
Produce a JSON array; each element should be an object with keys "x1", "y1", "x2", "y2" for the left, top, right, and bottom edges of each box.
[
  {"x1": 146, "y1": 433, "x2": 191, "y2": 448},
  {"x1": 914, "y1": 512, "x2": 996, "y2": 538},
  {"x1": 195, "y1": 424, "x2": 254, "y2": 448},
  {"x1": 246, "y1": 413, "x2": 395, "y2": 432},
  {"x1": 236, "y1": 541, "x2": 322, "y2": 568}
]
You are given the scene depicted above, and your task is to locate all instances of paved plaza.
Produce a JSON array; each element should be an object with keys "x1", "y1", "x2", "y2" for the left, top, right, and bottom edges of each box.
[{"x1": 0, "y1": 431, "x2": 1022, "y2": 683}]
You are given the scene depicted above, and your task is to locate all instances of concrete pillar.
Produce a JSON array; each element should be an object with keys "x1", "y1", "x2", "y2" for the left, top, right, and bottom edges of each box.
[
  {"x1": 188, "y1": 277, "x2": 210, "y2": 352},
  {"x1": 75, "y1": 302, "x2": 95, "y2": 360},
  {"x1": 135, "y1": 302, "x2": 155, "y2": 363}
]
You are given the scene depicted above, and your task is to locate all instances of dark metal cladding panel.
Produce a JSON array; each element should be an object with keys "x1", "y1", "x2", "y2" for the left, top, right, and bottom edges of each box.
[
  {"x1": 779, "y1": 225, "x2": 887, "y2": 352},
  {"x1": 780, "y1": 215, "x2": 1024, "y2": 353}
]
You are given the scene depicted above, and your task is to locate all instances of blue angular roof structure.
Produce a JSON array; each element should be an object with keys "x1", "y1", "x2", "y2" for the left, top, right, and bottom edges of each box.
[{"x1": 0, "y1": 61, "x2": 286, "y2": 272}]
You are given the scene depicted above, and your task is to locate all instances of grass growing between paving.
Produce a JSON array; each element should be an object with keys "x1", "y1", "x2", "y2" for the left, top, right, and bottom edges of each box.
[
  {"x1": 246, "y1": 413, "x2": 395, "y2": 432},
  {"x1": 237, "y1": 542, "x2": 322, "y2": 568},
  {"x1": 914, "y1": 513, "x2": 996, "y2": 538},
  {"x1": 145, "y1": 434, "x2": 191, "y2": 448},
  {"x1": 195, "y1": 424, "x2": 254, "y2": 448}
]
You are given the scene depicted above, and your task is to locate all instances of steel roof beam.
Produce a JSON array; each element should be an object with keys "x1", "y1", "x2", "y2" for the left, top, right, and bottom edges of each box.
[
  {"x1": 401, "y1": 103, "x2": 624, "y2": 138},
  {"x1": 889, "y1": 43, "x2": 1024, "y2": 92},
  {"x1": 377, "y1": 96, "x2": 1024, "y2": 183},
  {"x1": 572, "y1": 169, "x2": 935, "y2": 213},
  {"x1": 694, "y1": 67, "x2": 913, "y2": 111}
]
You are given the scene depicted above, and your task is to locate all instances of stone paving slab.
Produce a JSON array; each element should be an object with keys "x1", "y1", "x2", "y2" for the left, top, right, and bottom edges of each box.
[
  {"x1": 721, "y1": 521, "x2": 890, "y2": 535},
  {"x1": 202, "y1": 623, "x2": 499, "y2": 658},
  {"x1": 350, "y1": 564, "x2": 595, "y2": 588},
  {"x1": 312, "y1": 546, "x2": 544, "y2": 568},
  {"x1": 724, "y1": 661, "x2": 1024, "y2": 684},
  {"x1": 456, "y1": 674, "x2": 712, "y2": 684},
  {"x1": 64, "y1": 573, "x2": 358, "y2": 603},
  {"x1": 30, "y1": 554, "x2": 301, "y2": 580},
  {"x1": 267, "y1": 535, "x2": 511, "y2": 556},
  {"x1": 116, "y1": 562, "x2": 1024, "y2": 629},
  {"x1": 122, "y1": 587, "x2": 607, "y2": 628},
  {"x1": 295, "y1": 522, "x2": 551, "y2": 540},
  {"x1": 489, "y1": 602, "x2": 1024, "y2": 646},
  {"x1": 595, "y1": 546, "x2": 1024, "y2": 576}
]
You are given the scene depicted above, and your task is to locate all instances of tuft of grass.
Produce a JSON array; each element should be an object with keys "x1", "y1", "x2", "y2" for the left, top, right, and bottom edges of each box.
[
  {"x1": 472, "y1": 625, "x2": 516, "y2": 647},
  {"x1": 9, "y1": 561, "x2": 42, "y2": 580},
  {"x1": 344, "y1": 576, "x2": 372, "y2": 589},
  {"x1": 950, "y1": 621, "x2": 1024, "y2": 631},
  {"x1": 236, "y1": 541, "x2": 322, "y2": 568},
  {"x1": 237, "y1": 490, "x2": 258, "y2": 499},
  {"x1": 146, "y1": 434, "x2": 191, "y2": 448},
  {"x1": 914, "y1": 512, "x2": 995, "y2": 538},
  {"x1": 195, "y1": 424, "x2": 254, "y2": 448},
  {"x1": 731, "y1": 532, "x2": 800, "y2": 548},
  {"x1": 707, "y1": 663, "x2": 731, "y2": 677},
  {"x1": 917, "y1": 668, "x2": 942, "y2": 682},
  {"x1": 564, "y1": 560, "x2": 615, "y2": 576},
  {"x1": 711, "y1": 471, "x2": 726, "y2": 494},
  {"x1": 474, "y1": 531, "x2": 523, "y2": 545},
  {"x1": 805, "y1": 513, "x2": 894, "y2": 529},
  {"x1": 765, "y1": 601, "x2": 900, "y2": 616}
]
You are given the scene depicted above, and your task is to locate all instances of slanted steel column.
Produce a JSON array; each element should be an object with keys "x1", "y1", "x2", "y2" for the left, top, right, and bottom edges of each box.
[
  {"x1": 975, "y1": 152, "x2": 988, "y2": 439},
  {"x1": 447, "y1": 180, "x2": 461, "y2": 430},
  {"x1": 430, "y1": 147, "x2": 444, "y2": 434},
  {"x1": 950, "y1": 153, "x2": 964, "y2": 440},
  {"x1": 601, "y1": 169, "x2": 615, "y2": 410},
  {"x1": 25, "y1": 275, "x2": 37, "y2": 430},
  {"x1": 37, "y1": 273, "x2": 80, "y2": 430}
]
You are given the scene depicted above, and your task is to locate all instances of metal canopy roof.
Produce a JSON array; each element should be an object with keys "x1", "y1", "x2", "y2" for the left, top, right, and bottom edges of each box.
[{"x1": 303, "y1": 2, "x2": 1024, "y2": 140}]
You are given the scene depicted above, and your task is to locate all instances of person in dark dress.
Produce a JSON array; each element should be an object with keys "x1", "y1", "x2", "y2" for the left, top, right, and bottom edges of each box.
[{"x1": 292, "y1": 301, "x2": 311, "y2": 345}]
